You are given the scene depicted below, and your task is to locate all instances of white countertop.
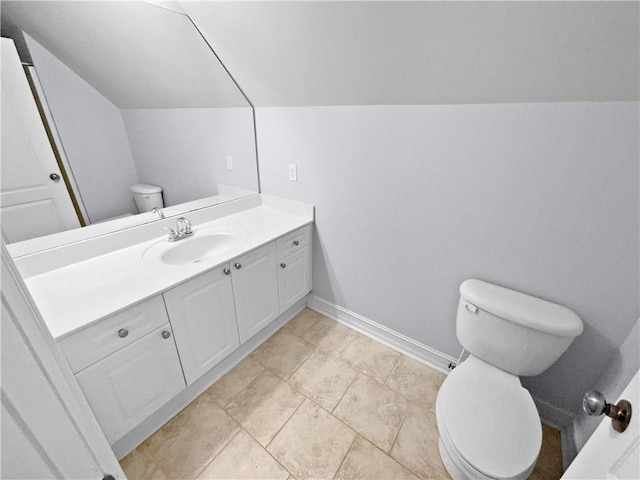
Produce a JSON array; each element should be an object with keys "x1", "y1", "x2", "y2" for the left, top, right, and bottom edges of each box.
[{"x1": 23, "y1": 200, "x2": 313, "y2": 340}]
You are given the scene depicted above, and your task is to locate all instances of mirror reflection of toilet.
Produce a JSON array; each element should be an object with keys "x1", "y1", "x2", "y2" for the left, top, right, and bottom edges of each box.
[
  {"x1": 130, "y1": 183, "x2": 164, "y2": 213},
  {"x1": 436, "y1": 279, "x2": 583, "y2": 480}
]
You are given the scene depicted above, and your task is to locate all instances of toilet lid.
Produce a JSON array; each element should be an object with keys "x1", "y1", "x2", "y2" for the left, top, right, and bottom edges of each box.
[{"x1": 437, "y1": 356, "x2": 542, "y2": 479}]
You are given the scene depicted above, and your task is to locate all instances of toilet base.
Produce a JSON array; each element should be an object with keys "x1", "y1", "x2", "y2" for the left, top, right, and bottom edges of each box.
[{"x1": 438, "y1": 437, "x2": 493, "y2": 480}]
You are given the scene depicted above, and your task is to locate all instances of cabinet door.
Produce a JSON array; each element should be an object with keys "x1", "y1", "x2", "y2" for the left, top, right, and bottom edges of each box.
[
  {"x1": 278, "y1": 246, "x2": 312, "y2": 313},
  {"x1": 75, "y1": 324, "x2": 185, "y2": 444},
  {"x1": 231, "y1": 243, "x2": 279, "y2": 343},
  {"x1": 163, "y1": 266, "x2": 240, "y2": 385}
]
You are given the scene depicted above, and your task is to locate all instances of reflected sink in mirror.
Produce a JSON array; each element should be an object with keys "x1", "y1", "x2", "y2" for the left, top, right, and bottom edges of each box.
[{"x1": 143, "y1": 228, "x2": 244, "y2": 266}]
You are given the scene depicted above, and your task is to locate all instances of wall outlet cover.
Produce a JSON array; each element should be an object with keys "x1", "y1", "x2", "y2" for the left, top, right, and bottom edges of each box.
[{"x1": 288, "y1": 164, "x2": 297, "y2": 181}]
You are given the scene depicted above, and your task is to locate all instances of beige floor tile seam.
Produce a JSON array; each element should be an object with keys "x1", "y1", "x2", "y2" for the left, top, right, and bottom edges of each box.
[
  {"x1": 190, "y1": 427, "x2": 244, "y2": 480},
  {"x1": 216, "y1": 373, "x2": 305, "y2": 474},
  {"x1": 386, "y1": 408, "x2": 421, "y2": 478},
  {"x1": 328, "y1": 371, "x2": 360, "y2": 416},
  {"x1": 282, "y1": 320, "x2": 361, "y2": 360},
  {"x1": 333, "y1": 434, "x2": 420, "y2": 480},
  {"x1": 250, "y1": 339, "x2": 315, "y2": 383},
  {"x1": 259, "y1": 398, "x2": 312, "y2": 479},
  {"x1": 328, "y1": 433, "x2": 360, "y2": 480},
  {"x1": 263, "y1": 393, "x2": 308, "y2": 451},
  {"x1": 292, "y1": 319, "x2": 409, "y2": 388},
  {"x1": 384, "y1": 353, "x2": 404, "y2": 387},
  {"x1": 384, "y1": 398, "x2": 411, "y2": 456},
  {"x1": 232, "y1": 423, "x2": 297, "y2": 479},
  {"x1": 296, "y1": 377, "x2": 402, "y2": 463}
]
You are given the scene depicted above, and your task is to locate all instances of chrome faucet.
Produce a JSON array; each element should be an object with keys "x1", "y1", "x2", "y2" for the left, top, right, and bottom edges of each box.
[
  {"x1": 151, "y1": 207, "x2": 164, "y2": 219},
  {"x1": 167, "y1": 217, "x2": 193, "y2": 242}
]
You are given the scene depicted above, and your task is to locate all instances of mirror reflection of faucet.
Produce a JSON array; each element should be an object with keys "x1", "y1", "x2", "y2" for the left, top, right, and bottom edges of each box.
[
  {"x1": 167, "y1": 217, "x2": 193, "y2": 242},
  {"x1": 151, "y1": 207, "x2": 164, "y2": 219}
]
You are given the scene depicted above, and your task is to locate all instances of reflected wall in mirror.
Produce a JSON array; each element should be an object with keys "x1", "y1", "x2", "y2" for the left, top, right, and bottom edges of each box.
[{"x1": 1, "y1": 1, "x2": 259, "y2": 245}]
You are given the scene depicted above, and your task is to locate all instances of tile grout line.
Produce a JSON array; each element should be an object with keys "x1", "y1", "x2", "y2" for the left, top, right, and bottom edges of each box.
[
  {"x1": 189, "y1": 427, "x2": 244, "y2": 480},
  {"x1": 264, "y1": 394, "x2": 308, "y2": 451},
  {"x1": 330, "y1": 371, "x2": 361, "y2": 415},
  {"x1": 330, "y1": 433, "x2": 360, "y2": 480},
  {"x1": 234, "y1": 422, "x2": 296, "y2": 479},
  {"x1": 385, "y1": 352, "x2": 404, "y2": 386},
  {"x1": 387, "y1": 399, "x2": 410, "y2": 456}
]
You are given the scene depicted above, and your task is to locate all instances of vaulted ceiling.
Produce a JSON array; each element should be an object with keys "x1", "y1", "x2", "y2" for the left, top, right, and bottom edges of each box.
[
  {"x1": 180, "y1": 1, "x2": 639, "y2": 106},
  {"x1": 2, "y1": 1, "x2": 638, "y2": 108}
]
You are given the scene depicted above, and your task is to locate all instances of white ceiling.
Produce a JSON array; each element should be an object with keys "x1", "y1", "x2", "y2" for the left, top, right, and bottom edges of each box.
[
  {"x1": 180, "y1": 1, "x2": 640, "y2": 107},
  {"x1": 2, "y1": 1, "x2": 638, "y2": 108},
  {"x1": 1, "y1": 1, "x2": 249, "y2": 108}
]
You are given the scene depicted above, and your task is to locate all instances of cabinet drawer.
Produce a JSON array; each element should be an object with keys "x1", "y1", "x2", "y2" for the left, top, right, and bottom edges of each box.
[
  {"x1": 58, "y1": 296, "x2": 169, "y2": 373},
  {"x1": 75, "y1": 323, "x2": 186, "y2": 444},
  {"x1": 277, "y1": 225, "x2": 311, "y2": 260}
]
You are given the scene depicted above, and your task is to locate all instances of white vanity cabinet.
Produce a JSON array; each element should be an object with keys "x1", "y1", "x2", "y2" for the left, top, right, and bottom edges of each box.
[
  {"x1": 277, "y1": 226, "x2": 312, "y2": 313},
  {"x1": 163, "y1": 265, "x2": 240, "y2": 385},
  {"x1": 231, "y1": 242, "x2": 280, "y2": 343},
  {"x1": 61, "y1": 298, "x2": 186, "y2": 444}
]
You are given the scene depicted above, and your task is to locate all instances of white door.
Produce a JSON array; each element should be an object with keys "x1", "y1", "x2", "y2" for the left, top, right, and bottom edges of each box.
[
  {"x1": 231, "y1": 242, "x2": 280, "y2": 343},
  {"x1": 1, "y1": 38, "x2": 80, "y2": 243},
  {"x1": 562, "y1": 370, "x2": 639, "y2": 479},
  {"x1": 1, "y1": 243, "x2": 124, "y2": 479},
  {"x1": 163, "y1": 266, "x2": 240, "y2": 385}
]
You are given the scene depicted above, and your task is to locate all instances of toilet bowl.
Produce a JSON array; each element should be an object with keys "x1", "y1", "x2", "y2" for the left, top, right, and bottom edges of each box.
[{"x1": 435, "y1": 279, "x2": 583, "y2": 480}]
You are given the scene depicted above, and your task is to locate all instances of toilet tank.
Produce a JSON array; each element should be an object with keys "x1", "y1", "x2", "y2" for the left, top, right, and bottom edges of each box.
[
  {"x1": 130, "y1": 184, "x2": 163, "y2": 213},
  {"x1": 456, "y1": 279, "x2": 583, "y2": 376}
]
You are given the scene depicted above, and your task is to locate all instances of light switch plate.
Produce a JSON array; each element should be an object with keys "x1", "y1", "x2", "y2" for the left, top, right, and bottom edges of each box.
[
  {"x1": 288, "y1": 164, "x2": 297, "y2": 181},
  {"x1": 226, "y1": 155, "x2": 234, "y2": 170}
]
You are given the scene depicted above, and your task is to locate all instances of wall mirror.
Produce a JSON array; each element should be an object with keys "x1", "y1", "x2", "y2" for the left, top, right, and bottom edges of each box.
[{"x1": 1, "y1": 1, "x2": 259, "y2": 251}]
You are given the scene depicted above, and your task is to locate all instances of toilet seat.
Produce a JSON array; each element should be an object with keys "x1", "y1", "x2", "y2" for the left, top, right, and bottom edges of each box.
[{"x1": 436, "y1": 356, "x2": 542, "y2": 480}]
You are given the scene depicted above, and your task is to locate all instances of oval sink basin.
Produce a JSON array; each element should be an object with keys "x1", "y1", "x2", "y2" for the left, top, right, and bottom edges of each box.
[
  {"x1": 143, "y1": 228, "x2": 243, "y2": 266},
  {"x1": 160, "y1": 233, "x2": 238, "y2": 265}
]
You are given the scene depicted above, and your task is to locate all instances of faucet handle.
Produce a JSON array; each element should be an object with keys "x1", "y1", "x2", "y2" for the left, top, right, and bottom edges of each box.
[{"x1": 163, "y1": 227, "x2": 180, "y2": 242}]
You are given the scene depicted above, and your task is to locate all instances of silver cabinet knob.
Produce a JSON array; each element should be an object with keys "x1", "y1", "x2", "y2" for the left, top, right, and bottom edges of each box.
[
  {"x1": 162, "y1": 330, "x2": 171, "y2": 339},
  {"x1": 582, "y1": 389, "x2": 632, "y2": 432},
  {"x1": 280, "y1": 263, "x2": 287, "y2": 269},
  {"x1": 49, "y1": 173, "x2": 61, "y2": 182},
  {"x1": 293, "y1": 240, "x2": 299, "y2": 246},
  {"x1": 118, "y1": 328, "x2": 129, "y2": 338},
  {"x1": 234, "y1": 263, "x2": 242, "y2": 270},
  {"x1": 223, "y1": 267, "x2": 231, "y2": 275}
]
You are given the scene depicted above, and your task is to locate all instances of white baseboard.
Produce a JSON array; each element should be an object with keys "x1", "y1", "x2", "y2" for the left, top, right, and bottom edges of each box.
[
  {"x1": 307, "y1": 294, "x2": 579, "y2": 469},
  {"x1": 306, "y1": 294, "x2": 456, "y2": 375},
  {"x1": 533, "y1": 396, "x2": 578, "y2": 470}
]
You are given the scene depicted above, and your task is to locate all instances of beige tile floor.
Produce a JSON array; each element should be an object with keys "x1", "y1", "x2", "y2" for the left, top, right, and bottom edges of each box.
[{"x1": 121, "y1": 308, "x2": 564, "y2": 480}]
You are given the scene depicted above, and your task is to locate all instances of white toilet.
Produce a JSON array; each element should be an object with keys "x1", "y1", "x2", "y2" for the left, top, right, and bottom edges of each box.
[
  {"x1": 130, "y1": 183, "x2": 164, "y2": 213},
  {"x1": 436, "y1": 279, "x2": 583, "y2": 480}
]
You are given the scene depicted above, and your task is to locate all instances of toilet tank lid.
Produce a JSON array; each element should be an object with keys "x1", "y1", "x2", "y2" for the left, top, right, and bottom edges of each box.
[
  {"x1": 460, "y1": 279, "x2": 583, "y2": 337},
  {"x1": 130, "y1": 183, "x2": 162, "y2": 194}
]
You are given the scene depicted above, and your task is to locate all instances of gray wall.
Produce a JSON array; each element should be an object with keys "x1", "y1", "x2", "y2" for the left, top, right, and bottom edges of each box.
[
  {"x1": 256, "y1": 102, "x2": 639, "y2": 414},
  {"x1": 121, "y1": 108, "x2": 257, "y2": 207},
  {"x1": 25, "y1": 35, "x2": 140, "y2": 223}
]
